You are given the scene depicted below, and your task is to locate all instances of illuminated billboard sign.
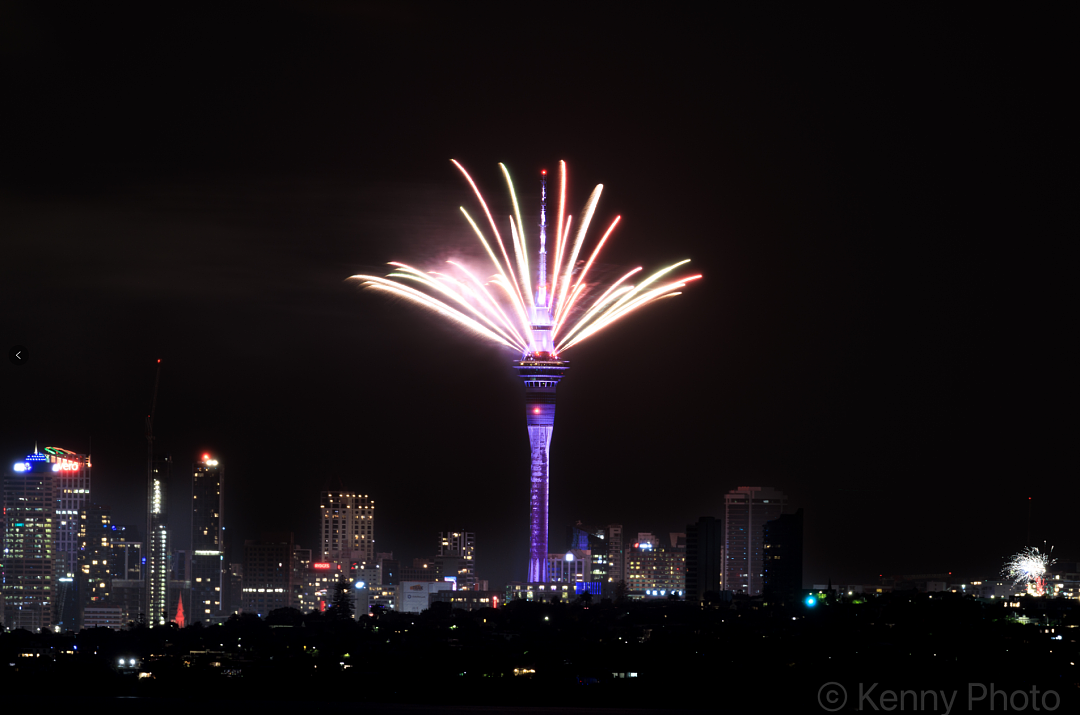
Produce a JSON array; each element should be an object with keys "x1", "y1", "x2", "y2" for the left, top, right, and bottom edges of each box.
[{"x1": 313, "y1": 562, "x2": 332, "y2": 570}]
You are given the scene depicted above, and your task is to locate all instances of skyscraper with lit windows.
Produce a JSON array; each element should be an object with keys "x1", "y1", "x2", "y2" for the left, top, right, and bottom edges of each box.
[
  {"x1": 191, "y1": 454, "x2": 224, "y2": 623},
  {"x1": 147, "y1": 454, "x2": 171, "y2": 625},
  {"x1": 2, "y1": 450, "x2": 58, "y2": 631},
  {"x1": 78, "y1": 503, "x2": 114, "y2": 622},
  {"x1": 722, "y1": 486, "x2": 787, "y2": 596},
  {"x1": 320, "y1": 492, "x2": 374, "y2": 566},
  {"x1": 45, "y1": 447, "x2": 91, "y2": 577},
  {"x1": 436, "y1": 531, "x2": 476, "y2": 589}
]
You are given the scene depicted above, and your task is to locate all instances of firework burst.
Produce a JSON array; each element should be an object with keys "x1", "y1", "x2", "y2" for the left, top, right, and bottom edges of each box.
[
  {"x1": 1003, "y1": 546, "x2": 1056, "y2": 596},
  {"x1": 351, "y1": 160, "x2": 700, "y2": 355}
]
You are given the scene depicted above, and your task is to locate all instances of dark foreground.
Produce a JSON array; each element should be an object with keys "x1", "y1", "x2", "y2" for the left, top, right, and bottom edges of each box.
[{"x1": 5, "y1": 593, "x2": 1079, "y2": 712}]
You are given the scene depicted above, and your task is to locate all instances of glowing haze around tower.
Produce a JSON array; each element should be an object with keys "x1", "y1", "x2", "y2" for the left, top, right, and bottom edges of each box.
[{"x1": 352, "y1": 160, "x2": 700, "y2": 584}]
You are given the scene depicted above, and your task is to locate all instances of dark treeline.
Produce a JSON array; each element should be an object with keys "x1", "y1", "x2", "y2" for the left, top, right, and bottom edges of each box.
[{"x1": 4, "y1": 592, "x2": 1079, "y2": 711}]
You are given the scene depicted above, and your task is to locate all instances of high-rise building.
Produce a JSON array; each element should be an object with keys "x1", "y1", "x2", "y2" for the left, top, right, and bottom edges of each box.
[
  {"x1": 147, "y1": 454, "x2": 172, "y2": 625},
  {"x1": 320, "y1": 492, "x2": 374, "y2": 566},
  {"x1": 43, "y1": 447, "x2": 92, "y2": 633},
  {"x1": 191, "y1": 454, "x2": 225, "y2": 624},
  {"x1": 512, "y1": 171, "x2": 570, "y2": 583},
  {"x1": 436, "y1": 531, "x2": 477, "y2": 589},
  {"x1": 625, "y1": 532, "x2": 686, "y2": 597},
  {"x1": 722, "y1": 486, "x2": 787, "y2": 596},
  {"x1": 566, "y1": 522, "x2": 625, "y2": 596},
  {"x1": 763, "y1": 509, "x2": 804, "y2": 605},
  {"x1": 685, "y1": 516, "x2": 723, "y2": 603},
  {"x1": 46, "y1": 447, "x2": 91, "y2": 578},
  {"x1": 2, "y1": 451, "x2": 58, "y2": 631},
  {"x1": 606, "y1": 524, "x2": 624, "y2": 588},
  {"x1": 78, "y1": 503, "x2": 114, "y2": 622},
  {"x1": 242, "y1": 533, "x2": 298, "y2": 617}
]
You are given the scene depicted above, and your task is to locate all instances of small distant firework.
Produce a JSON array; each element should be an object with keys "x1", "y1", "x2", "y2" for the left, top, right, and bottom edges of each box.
[
  {"x1": 351, "y1": 160, "x2": 700, "y2": 354},
  {"x1": 1003, "y1": 546, "x2": 1056, "y2": 596}
]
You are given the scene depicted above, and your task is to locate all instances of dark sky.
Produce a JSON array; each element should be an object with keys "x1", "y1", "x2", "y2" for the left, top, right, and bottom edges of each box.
[{"x1": 1, "y1": 5, "x2": 1071, "y2": 589}]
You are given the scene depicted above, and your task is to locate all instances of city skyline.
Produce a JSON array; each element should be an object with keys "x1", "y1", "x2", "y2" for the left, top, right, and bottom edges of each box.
[{"x1": 1, "y1": 7, "x2": 1071, "y2": 593}]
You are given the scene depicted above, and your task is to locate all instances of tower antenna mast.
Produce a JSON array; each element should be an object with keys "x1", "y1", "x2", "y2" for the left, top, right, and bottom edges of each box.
[
  {"x1": 513, "y1": 168, "x2": 569, "y2": 582},
  {"x1": 537, "y1": 169, "x2": 548, "y2": 309}
]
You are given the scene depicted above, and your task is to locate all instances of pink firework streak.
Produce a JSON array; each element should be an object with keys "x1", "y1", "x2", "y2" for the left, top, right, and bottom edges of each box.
[{"x1": 352, "y1": 160, "x2": 700, "y2": 354}]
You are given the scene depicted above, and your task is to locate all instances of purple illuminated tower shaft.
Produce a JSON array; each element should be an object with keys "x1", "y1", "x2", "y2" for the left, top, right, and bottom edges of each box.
[
  {"x1": 514, "y1": 354, "x2": 567, "y2": 582},
  {"x1": 513, "y1": 170, "x2": 568, "y2": 583}
]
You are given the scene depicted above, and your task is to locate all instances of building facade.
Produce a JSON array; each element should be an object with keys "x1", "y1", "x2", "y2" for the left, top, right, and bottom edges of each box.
[
  {"x1": 2, "y1": 452, "x2": 58, "y2": 631},
  {"x1": 625, "y1": 533, "x2": 686, "y2": 597},
  {"x1": 320, "y1": 492, "x2": 375, "y2": 566},
  {"x1": 191, "y1": 454, "x2": 225, "y2": 624},
  {"x1": 762, "y1": 509, "x2": 804, "y2": 605},
  {"x1": 242, "y1": 533, "x2": 299, "y2": 617},
  {"x1": 685, "y1": 515, "x2": 723, "y2": 602},
  {"x1": 47, "y1": 447, "x2": 91, "y2": 578},
  {"x1": 436, "y1": 531, "x2": 477, "y2": 589},
  {"x1": 78, "y1": 503, "x2": 114, "y2": 627},
  {"x1": 147, "y1": 454, "x2": 172, "y2": 625},
  {"x1": 722, "y1": 486, "x2": 787, "y2": 596}
]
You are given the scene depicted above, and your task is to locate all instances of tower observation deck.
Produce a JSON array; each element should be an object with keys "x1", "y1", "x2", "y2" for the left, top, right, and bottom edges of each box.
[
  {"x1": 512, "y1": 168, "x2": 569, "y2": 583},
  {"x1": 513, "y1": 347, "x2": 568, "y2": 583}
]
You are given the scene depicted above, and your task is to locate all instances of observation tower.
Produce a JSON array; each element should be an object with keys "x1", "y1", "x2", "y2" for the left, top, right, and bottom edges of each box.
[{"x1": 512, "y1": 170, "x2": 569, "y2": 583}]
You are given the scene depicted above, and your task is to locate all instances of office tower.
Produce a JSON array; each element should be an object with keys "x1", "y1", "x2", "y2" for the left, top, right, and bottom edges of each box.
[
  {"x1": 242, "y1": 533, "x2": 298, "y2": 616},
  {"x1": 685, "y1": 516, "x2": 723, "y2": 603},
  {"x1": 511, "y1": 172, "x2": 570, "y2": 584},
  {"x1": 436, "y1": 531, "x2": 477, "y2": 589},
  {"x1": 606, "y1": 524, "x2": 624, "y2": 588},
  {"x1": 191, "y1": 454, "x2": 224, "y2": 624},
  {"x1": 78, "y1": 503, "x2": 114, "y2": 622},
  {"x1": 763, "y1": 509, "x2": 804, "y2": 605},
  {"x1": 46, "y1": 447, "x2": 91, "y2": 578},
  {"x1": 3, "y1": 452, "x2": 57, "y2": 630},
  {"x1": 147, "y1": 454, "x2": 172, "y2": 625},
  {"x1": 723, "y1": 486, "x2": 787, "y2": 596},
  {"x1": 320, "y1": 491, "x2": 375, "y2": 565}
]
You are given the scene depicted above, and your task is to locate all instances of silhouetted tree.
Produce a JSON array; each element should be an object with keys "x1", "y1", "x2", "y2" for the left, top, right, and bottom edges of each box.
[{"x1": 327, "y1": 577, "x2": 354, "y2": 622}]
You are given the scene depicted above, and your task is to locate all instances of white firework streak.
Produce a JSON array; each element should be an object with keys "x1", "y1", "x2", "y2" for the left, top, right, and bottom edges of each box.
[{"x1": 353, "y1": 160, "x2": 699, "y2": 355}]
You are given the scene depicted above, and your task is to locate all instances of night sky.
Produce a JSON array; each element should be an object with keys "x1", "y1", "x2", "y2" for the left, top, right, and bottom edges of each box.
[{"x1": 1, "y1": 6, "x2": 1070, "y2": 590}]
